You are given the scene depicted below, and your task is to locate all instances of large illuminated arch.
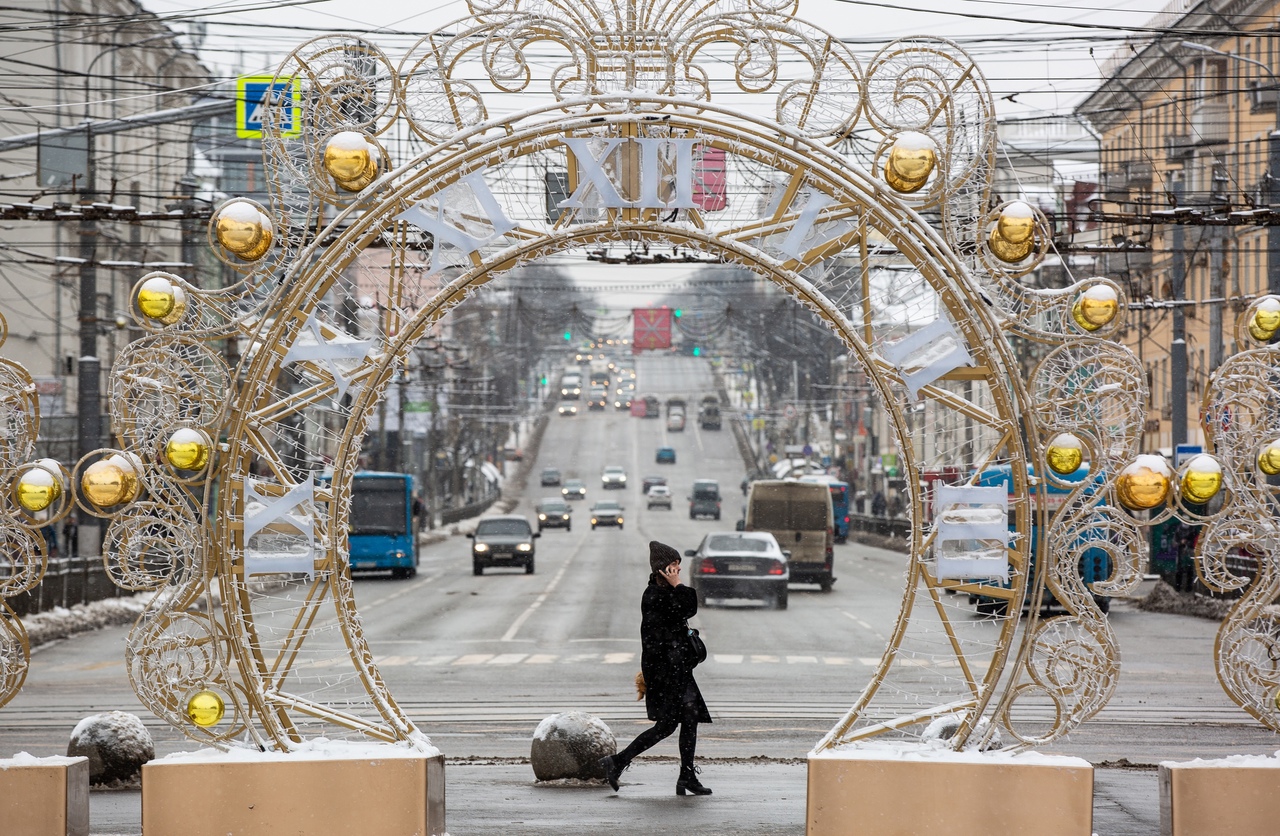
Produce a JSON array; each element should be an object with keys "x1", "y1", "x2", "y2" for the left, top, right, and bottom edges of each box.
[{"x1": 63, "y1": 0, "x2": 1156, "y2": 752}]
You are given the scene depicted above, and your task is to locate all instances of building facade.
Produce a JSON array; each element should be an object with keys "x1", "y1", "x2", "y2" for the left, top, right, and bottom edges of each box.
[{"x1": 1077, "y1": 0, "x2": 1280, "y2": 454}]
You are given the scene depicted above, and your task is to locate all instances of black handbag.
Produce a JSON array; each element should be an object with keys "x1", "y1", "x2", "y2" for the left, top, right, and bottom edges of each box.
[{"x1": 682, "y1": 626, "x2": 708, "y2": 667}]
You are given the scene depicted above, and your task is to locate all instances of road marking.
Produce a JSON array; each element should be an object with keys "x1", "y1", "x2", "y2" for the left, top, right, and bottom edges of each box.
[
  {"x1": 714, "y1": 654, "x2": 744, "y2": 664},
  {"x1": 415, "y1": 656, "x2": 456, "y2": 666},
  {"x1": 489, "y1": 653, "x2": 528, "y2": 665},
  {"x1": 500, "y1": 541, "x2": 578, "y2": 642},
  {"x1": 786, "y1": 655, "x2": 818, "y2": 664},
  {"x1": 603, "y1": 652, "x2": 634, "y2": 664},
  {"x1": 525, "y1": 654, "x2": 558, "y2": 664},
  {"x1": 840, "y1": 610, "x2": 887, "y2": 642},
  {"x1": 375, "y1": 655, "x2": 418, "y2": 666},
  {"x1": 454, "y1": 654, "x2": 495, "y2": 665},
  {"x1": 362, "y1": 573, "x2": 439, "y2": 610},
  {"x1": 750, "y1": 654, "x2": 779, "y2": 663}
]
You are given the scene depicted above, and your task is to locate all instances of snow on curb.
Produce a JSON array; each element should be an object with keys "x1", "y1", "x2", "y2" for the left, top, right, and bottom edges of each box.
[{"x1": 25, "y1": 596, "x2": 150, "y2": 650}]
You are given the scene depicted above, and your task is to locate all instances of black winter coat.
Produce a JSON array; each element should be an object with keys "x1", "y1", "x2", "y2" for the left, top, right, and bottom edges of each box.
[{"x1": 640, "y1": 573, "x2": 712, "y2": 724}]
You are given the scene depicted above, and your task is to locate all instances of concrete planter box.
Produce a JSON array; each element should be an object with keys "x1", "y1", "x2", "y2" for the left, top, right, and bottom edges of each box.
[
  {"x1": 142, "y1": 744, "x2": 444, "y2": 836},
  {"x1": 0, "y1": 755, "x2": 89, "y2": 836},
  {"x1": 807, "y1": 745, "x2": 1092, "y2": 836},
  {"x1": 1160, "y1": 756, "x2": 1280, "y2": 836}
]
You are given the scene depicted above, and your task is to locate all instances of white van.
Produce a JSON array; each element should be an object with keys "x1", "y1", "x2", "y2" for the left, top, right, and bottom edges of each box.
[{"x1": 742, "y1": 479, "x2": 834, "y2": 590}]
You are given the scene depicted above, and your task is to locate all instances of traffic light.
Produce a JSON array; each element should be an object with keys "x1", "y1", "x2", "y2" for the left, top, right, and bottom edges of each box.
[
  {"x1": 692, "y1": 346, "x2": 701, "y2": 357},
  {"x1": 563, "y1": 331, "x2": 571, "y2": 341},
  {"x1": 539, "y1": 375, "x2": 548, "y2": 385},
  {"x1": 673, "y1": 309, "x2": 683, "y2": 318}
]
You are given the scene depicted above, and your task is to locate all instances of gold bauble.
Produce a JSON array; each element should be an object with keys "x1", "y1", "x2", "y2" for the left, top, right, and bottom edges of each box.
[
  {"x1": 884, "y1": 133, "x2": 936, "y2": 194},
  {"x1": 324, "y1": 132, "x2": 378, "y2": 192},
  {"x1": 996, "y1": 202, "x2": 1036, "y2": 245},
  {"x1": 987, "y1": 227, "x2": 1034, "y2": 263},
  {"x1": 1046, "y1": 434, "x2": 1084, "y2": 475},
  {"x1": 16, "y1": 466, "x2": 61, "y2": 512},
  {"x1": 1258, "y1": 439, "x2": 1280, "y2": 476},
  {"x1": 81, "y1": 460, "x2": 129, "y2": 507},
  {"x1": 1072, "y1": 285, "x2": 1119, "y2": 332},
  {"x1": 1115, "y1": 457, "x2": 1172, "y2": 510},
  {"x1": 214, "y1": 201, "x2": 273, "y2": 260},
  {"x1": 186, "y1": 689, "x2": 226, "y2": 727},
  {"x1": 1249, "y1": 297, "x2": 1280, "y2": 342},
  {"x1": 165, "y1": 428, "x2": 211, "y2": 472},
  {"x1": 136, "y1": 276, "x2": 186, "y2": 324},
  {"x1": 1180, "y1": 454, "x2": 1223, "y2": 504}
]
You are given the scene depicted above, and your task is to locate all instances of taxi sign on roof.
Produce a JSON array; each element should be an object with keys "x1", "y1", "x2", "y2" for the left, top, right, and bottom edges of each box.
[{"x1": 235, "y1": 75, "x2": 301, "y2": 139}]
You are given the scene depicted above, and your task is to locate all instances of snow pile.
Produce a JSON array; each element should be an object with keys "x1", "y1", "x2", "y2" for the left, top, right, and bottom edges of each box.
[
  {"x1": 920, "y1": 713, "x2": 1002, "y2": 751},
  {"x1": 1137, "y1": 580, "x2": 1236, "y2": 620},
  {"x1": 67, "y1": 711, "x2": 154, "y2": 785},
  {"x1": 0, "y1": 752, "x2": 84, "y2": 768},
  {"x1": 1163, "y1": 752, "x2": 1280, "y2": 769},
  {"x1": 530, "y1": 711, "x2": 615, "y2": 782},
  {"x1": 162, "y1": 735, "x2": 440, "y2": 762},
  {"x1": 24, "y1": 596, "x2": 148, "y2": 648},
  {"x1": 813, "y1": 739, "x2": 1089, "y2": 768}
]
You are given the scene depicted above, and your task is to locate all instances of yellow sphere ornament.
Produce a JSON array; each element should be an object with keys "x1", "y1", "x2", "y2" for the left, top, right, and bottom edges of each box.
[
  {"x1": 1115, "y1": 455, "x2": 1173, "y2": 511},
  {"x1": 1046, "y1": 433, "x2": 1084, "y2": 475},
  {"x1": 214, "y1": 200, "x2": 273, "y2": 260},
  {"x1": 81, "y1": 460, "x2": 129, "y2": 507},
  {"x1": 16, "y1": 465, "x2": 61, "y2": 512},
  {"x1": 1179, "y1": 454, "x2": 1223, "y2": 504},
  {"x1": 996, "y1": 201, "x2": 1036, "y2": 245},
  {"x1": 186, "y1": 689, "x2": 226, "y2": 727},
  {"x1": 323, "y1": 132, "x2": 379, "y2": 192},
  {"x1": 1071, "y1": 284, "x2": 1119, "y2": 332},
  {"x1": 164, "y1": 428, "x2": 211, "y2": 472},
  {"x1": 136, "y1": 276, "x2": 187, "y2": 325},
  {"x1": 1259, "y1": 439, "x2": 1280, "y2": 476},
  {"x1": 883, "y1": 132, "x2": 937, "y2": 194},
  {"x1": 1248, "y1": 296, "x2": 1280, "y2": 342}
]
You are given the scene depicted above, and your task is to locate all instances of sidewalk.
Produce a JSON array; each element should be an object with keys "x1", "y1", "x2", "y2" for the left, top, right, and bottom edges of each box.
[{"x1": 87, "y1": 759, "x2": 1160, "y2": 835}]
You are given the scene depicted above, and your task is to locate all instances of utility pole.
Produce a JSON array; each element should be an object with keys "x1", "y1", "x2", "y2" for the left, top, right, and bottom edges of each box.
[
  {"x1": 1170, "y1": 182, "x2": 1188, "y2": 449},
  {"x1": 75, "y1": 122, "x2": 102, "y2": 603}
]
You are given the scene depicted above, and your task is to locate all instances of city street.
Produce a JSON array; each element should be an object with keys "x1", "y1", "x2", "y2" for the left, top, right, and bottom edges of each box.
[{"x1": 1, "y1": 356, "x2": 1278, "y2": 834}]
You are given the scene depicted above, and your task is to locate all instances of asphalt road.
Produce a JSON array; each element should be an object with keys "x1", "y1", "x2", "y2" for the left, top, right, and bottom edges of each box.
[{"x1": 2, "y1": 353, "x2": 1278, "y2": 835}]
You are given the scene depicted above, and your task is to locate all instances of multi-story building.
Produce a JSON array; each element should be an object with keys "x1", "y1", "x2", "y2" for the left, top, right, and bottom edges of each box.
[
  {"x1": 0, "y1": 1, "x2": 208, "y2": 458},
  {"x1": 1076, "y1": 0, "x2": 1280, "y2": 454}
]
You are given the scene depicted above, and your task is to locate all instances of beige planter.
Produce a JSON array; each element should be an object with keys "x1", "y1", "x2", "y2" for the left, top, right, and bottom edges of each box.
[
  {"x1": 0, "y1": 755, "x2": 89, "y2": 836},
  {"x1": 1160, "y1": 756, "x2": 1280, "y2": 836},
  {"x1": 807, "y1": 747, "x2": 1093, "y2": 836},
  {"x1": 142, "y1": 746, "x2": 444, "y2": 836}
]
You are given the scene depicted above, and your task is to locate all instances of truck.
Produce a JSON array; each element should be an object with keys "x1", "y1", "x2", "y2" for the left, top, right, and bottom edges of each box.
[
  {"x1": 698, "y1": 394, "x2": 721, "y2": 429},
  {"x1": 741, "y1": 479, "x2": 834, "y2": 591}
]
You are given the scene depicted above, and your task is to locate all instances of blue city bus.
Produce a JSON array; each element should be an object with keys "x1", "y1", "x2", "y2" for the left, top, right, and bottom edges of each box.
[
  {"x1": 800, "y1": 475, "x2": 851, "y2": 543},
  {"x1": 969, "y1": 464, "x2": 1112, "y2": 615},
  {"x1": 333, "y1": 472, "x2": 418, "y2": 579}
]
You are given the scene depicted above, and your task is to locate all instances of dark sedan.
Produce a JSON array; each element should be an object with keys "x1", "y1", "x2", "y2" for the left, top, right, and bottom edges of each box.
[
  {"x1": 685, "y1": 532, "x2": 789, "y2": 609},
  {"x1": 535, "y1": 498, "x2": 572, "y2": 531},
  {"x1": 562, "y1": 479, "x2": 587, "y2": 500},
  {"x1": 468, "y1": 515, "x2": 539, "y2": 575}
]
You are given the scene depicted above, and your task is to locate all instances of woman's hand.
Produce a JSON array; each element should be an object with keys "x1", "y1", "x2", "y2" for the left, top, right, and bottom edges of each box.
[{"x1": 660, "y1": 561, "x2": 682, "y2": 587}]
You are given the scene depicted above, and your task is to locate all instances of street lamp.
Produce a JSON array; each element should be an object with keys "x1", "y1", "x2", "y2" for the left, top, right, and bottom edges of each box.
[{"x1": 1180, "y1": 41, "x2": 1280, "y2": 295}]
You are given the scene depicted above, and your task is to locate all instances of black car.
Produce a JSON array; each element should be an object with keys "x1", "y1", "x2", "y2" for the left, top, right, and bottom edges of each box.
[
  {"x1": 468, "y1": 515, "x2": 539, "y2": 575},
  {"x1": 689, "y1": 479, "x2": 722, "y2": 520},
  {"x1": 562, "y1": 479, "x2": 587, "y2": 500},
  {"x1": 686, "y1": 532, "x2": 789, "y2": 609},
  {"x1": 535, "y1": 498, "x2": 572, "y2": 531},
  {"x1": 589, "y1": 500, "x2": 624, "y2": 529},
  {"x1": 641, "y1": 475, "x2": 668, "y2": 493},
  {"x1": 540, "y1": 467, "x2": 562, "y2": 486}
]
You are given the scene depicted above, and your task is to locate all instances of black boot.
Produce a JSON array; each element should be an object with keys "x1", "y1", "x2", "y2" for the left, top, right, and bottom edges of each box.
[
  {"x1": 676, "y1": 765, "x2": 712, "y2": 796},
  {"x1": 598, "y1": 755, "x2": 623, "y2": 791}
]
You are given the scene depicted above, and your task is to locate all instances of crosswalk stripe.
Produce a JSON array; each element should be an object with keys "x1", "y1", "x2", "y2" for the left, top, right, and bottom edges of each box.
[
  {"x1": 603, "y1": 652, "x2": 634, "y2": 664},
  {"x1": 714, "y1": 654, "x2": 744, "y2": 664},
  {"x1": 489, "y1": 653, "x2": 528, "y2": 665},
  {"x1": 454, "y1": 654, "x2": 495, "y2": 665},
  {"x1": 525, "y1": 654, "x2": 558, "y2": 664}
]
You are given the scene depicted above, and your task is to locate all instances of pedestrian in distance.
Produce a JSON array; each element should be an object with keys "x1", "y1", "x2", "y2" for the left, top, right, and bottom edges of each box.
[{"x1": 599, "y1": 540, "x2": 713, "y2": 796}]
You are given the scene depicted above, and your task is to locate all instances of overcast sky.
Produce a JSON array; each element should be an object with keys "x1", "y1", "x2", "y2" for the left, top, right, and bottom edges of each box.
[{"x1": 144, "y1": 0, "x2": 1181, "y2": 119}]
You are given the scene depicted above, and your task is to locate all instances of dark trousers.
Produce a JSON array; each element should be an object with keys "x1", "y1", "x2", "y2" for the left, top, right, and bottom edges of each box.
[{"x1": 616, "y1": 682, "x2": 700, "y2": 772}]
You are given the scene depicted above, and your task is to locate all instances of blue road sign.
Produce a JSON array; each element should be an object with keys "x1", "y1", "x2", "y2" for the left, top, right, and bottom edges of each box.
[{"x1": 236, "y1": 75, "x2": 300, "y2": 139}]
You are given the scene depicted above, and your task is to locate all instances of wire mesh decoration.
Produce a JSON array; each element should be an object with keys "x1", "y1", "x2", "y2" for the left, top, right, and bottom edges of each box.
[
  {"x1": 59, "y1": 0, "x2": 1185, "y2": 753},
  {"x1": 0, "y1": 313, "x2": 72, "y2": 710}
]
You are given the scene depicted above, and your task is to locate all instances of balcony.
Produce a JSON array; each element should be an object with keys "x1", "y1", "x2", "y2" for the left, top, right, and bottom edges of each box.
[
  {"x1": 1166, "y1": 134, "x2": 1194, "y2": 163},
  {"x1": 1189, "y1": 101, "x2": 1231, "y2": 145},
  {"x1": 1249, "y1": 81, "x2": 1280, "y2": 113}
]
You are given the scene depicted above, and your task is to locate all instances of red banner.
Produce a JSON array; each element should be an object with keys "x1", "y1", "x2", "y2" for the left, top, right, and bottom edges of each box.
[
  {"x1": 632, "y1": 308, "x2": 673, "y2": 352},
  {"x1": 693, "y1": 146, "x2": 727, "y2": 212}
]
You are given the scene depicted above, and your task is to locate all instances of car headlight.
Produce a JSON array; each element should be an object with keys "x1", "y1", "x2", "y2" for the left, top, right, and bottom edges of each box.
[
  {"x1": 562, "y1": 514, "x2": 570, "y2": 520},
  {"x1": 474, "y1": 543, "x2": 490, "y2": 553},
  {"x1": 538, "y1": 514, "x2": 547, "y2": 520},
  {"x1": 617, "y1": 516, "x2": 624, "y2": 524},
  {"x1": 591, "y1": 518, "x2": 598, "y2": 524},
  {"x1": 618, "y1": 476, "x2": 626, "y2": 482},
  {"x1": 517, "y1": 543, "x2": 532, "y2": 552}
]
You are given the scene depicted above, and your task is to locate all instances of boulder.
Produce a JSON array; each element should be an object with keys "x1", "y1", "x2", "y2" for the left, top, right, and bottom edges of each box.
[
  {"x1": 67, "y1": 710, "x2": 154, "y2": 785},
  {"x1": 530, "y1": 711, "x2": 615, "y2": 782}
]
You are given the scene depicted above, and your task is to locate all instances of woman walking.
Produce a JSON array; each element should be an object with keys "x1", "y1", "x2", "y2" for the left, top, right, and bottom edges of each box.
[{"x1": 599, "y1": 541, "x2": 712, "y2": 796}]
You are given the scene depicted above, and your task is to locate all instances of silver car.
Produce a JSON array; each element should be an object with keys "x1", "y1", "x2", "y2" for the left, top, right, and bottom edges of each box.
[
  {"x1": 601, "y1": 465, "x2": 627, "y2": 489},
  {"x1": 685, "y1": 532, "x2": 790, "y2": 609}
]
